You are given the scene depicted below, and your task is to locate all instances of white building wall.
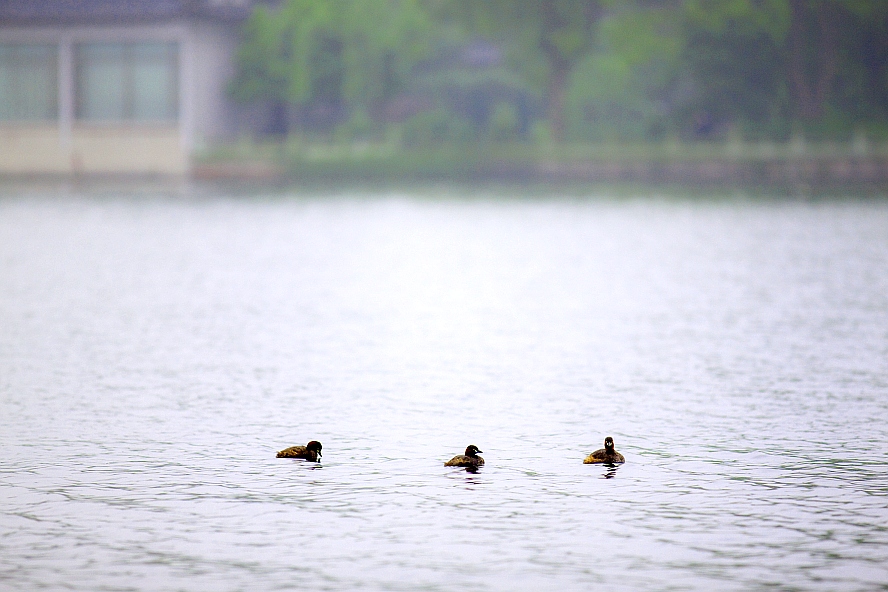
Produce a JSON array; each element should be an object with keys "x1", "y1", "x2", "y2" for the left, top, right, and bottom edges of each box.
[{"x1": 187, "y1": 21, "x2": 241, "y2": 149}]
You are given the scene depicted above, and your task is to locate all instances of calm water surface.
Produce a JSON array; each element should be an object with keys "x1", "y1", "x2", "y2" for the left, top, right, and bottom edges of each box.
[{"x1": 1, "y1": 191, "x2": 887, "y2": 591}]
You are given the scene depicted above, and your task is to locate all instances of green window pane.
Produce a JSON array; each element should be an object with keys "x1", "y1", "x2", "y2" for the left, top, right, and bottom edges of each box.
[
  {"x1": 77, "y1": 44, "x2": 125, "y2": 120},
  {"x1": 0, "y1": 44, "x2": 58, "y2": 121},
  {"x1": 0, "y1": 52, "x2": 11, "y2": 120},
  {"x1": 131, "y1": 43, "x2": 177, "y2": 121},
  {"x1": 76, "y1": 42, "x2": 177, "y2": 122}
]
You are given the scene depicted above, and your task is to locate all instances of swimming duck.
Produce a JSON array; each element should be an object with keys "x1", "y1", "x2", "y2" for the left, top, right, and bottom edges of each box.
[
  {"x1": 445, "y1": 445, "x2": 484, "y2": 467},
  {"x1": 276, "y1": 440, "x2": 323, "y2": 461},
  {"x1": 583, "y1": 437, "x2": 625, "y2": 464}
]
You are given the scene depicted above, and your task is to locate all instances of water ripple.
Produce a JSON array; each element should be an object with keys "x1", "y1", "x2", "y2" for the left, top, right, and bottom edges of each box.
[{"x1": 2, "y1": 194, "x2": 888, "y2": 591}]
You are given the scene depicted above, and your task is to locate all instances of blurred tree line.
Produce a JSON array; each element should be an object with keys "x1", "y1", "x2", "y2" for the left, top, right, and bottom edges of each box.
[{"x1": 229, "y1": 0, "x2": 888, "y2": 144}]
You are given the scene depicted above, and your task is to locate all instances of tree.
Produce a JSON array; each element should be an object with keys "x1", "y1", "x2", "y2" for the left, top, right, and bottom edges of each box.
[
  {"x1": 787, "y1": 0, "x2": 839, "y2": 120},
  {"x1": 229, "y1": 6, "x2": 291, "y2": 106},
  {"x1": 230, "y1": 0, "x2": 434, "y2": 133},
  {"x1": 680, "y1": 0, "x2": 790, "y2": 136},
  {"x1": 787, "y1": 1, "x2": 888, "y2": 121},
  {"x1": 570, "y1": 3, "x2": 687, "y2": 141},
  {"x1": 449, "y1": 0, "x2": 604, "y2": 141},
  {"x1": 681, "y1": 0, "x2": 888, "y2": 133}
]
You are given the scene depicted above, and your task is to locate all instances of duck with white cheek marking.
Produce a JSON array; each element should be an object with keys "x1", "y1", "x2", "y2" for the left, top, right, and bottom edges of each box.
[
  {"x1": 445, "y1": 445, "x2": 484, "y2": 468},
  {"x1": 583, "y1": 437, "x2": 625, "y2": 464},
  {"x1": 276, "y1": 440, "x2": 323, "y2": 462}
]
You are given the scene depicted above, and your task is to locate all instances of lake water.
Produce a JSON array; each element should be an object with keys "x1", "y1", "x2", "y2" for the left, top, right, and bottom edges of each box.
[{"x1": 1, "y1": 189, "x2": 887, "y2": 591}]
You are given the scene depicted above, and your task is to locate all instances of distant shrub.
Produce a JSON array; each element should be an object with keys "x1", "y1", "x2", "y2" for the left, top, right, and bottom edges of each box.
[
  {"x1": 401, "y1": 108, "x2": 475, "y2": 146},
  {"x1": 489, "y1": 102, "x2": 520, "y2": 141},
  {"x1": 334, "y1": 108, "x2": 375, "y2": 142}
]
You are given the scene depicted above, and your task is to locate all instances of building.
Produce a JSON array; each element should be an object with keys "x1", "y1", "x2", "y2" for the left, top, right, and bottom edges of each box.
[{"x1": 0, "y1": 0, "x2": 253, "y2": 176}]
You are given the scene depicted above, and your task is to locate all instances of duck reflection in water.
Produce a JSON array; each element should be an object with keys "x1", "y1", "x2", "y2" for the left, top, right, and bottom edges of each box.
[{"x1": 601, "y1": 464, "x2": 620, "y2": 479}]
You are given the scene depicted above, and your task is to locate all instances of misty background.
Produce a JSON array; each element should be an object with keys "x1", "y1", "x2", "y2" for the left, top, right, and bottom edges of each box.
[{"x1": 2, "y1": 0, "x2": 887, "y2": 185}]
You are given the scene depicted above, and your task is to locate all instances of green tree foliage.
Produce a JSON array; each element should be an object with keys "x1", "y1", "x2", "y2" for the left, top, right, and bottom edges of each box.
[
  {"x1": 680, "y1": 0, "x2": 790, "y2": 137},
  {"x1": 681, "y1": 0, "x2": 888, "y2": 137},
  {"x1": 230, "y1": 0, "x2": 433, "y2": 130},
  {"x1": 229, "y1": 5, "x2": 293, "y2": 105},
  {"x1": 445, "y1": 0, "x2": 604, "y2": 140},
  {"x1": 230, "y1": 0, "x2": 888, "y2": 142},
  {"x1": 564, "y1": 3, "x2": 685, "y2": 141}
]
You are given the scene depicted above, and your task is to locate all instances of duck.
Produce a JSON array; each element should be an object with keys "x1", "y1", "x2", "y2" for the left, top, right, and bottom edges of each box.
[
  {"x1": 583, "y1": 436, "x2": 625, "y2": 464},
  {"x1": 276, "y1": 440, "x2": 323, "y2": 461},
  {"x1": 445, "y1": 444, "x2": 484, "y2": 467}
]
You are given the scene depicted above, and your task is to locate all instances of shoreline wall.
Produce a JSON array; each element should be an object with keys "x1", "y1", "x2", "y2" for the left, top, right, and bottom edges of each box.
[
  {"x1": 3, "y1": 154, "x2": 887, "y2": 190},
  {"x1": 191, "y1": 156, "x2": 888, "y2": 188}
]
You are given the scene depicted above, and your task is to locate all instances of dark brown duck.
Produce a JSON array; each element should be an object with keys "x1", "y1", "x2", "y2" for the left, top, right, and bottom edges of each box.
[
  {"x1": 445, "y1": 445, "x2": 484, "y2": 467},
  {"x1": 276, "y1": 440, "x2": 323, "y2": 461},
  {"x1": 583, "y1": 437, "x2": 625, "y2": 464}
]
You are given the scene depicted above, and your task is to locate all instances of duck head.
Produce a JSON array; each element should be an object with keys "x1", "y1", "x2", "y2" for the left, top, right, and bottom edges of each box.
[
  {"x1": 465, "y1": 445, "x2": 483, "y2": 457},
  {"x1": 604, "y1": 437, "x2": 615, "y2": 451},
  {"x1": 307, "y1": 440, "x2": 323, "y2": 458}
]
